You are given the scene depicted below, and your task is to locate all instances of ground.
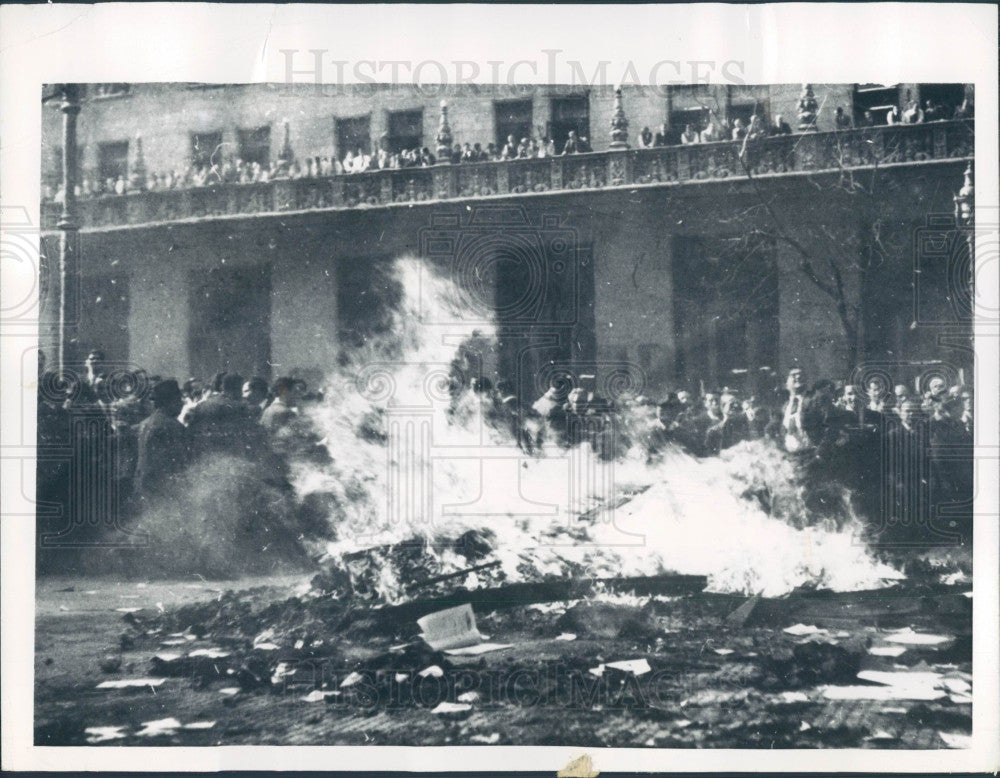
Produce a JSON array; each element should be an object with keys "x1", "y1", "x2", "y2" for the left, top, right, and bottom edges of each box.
[{"x1": 34, "y1": 567, "x2": 972, "y2": 749}]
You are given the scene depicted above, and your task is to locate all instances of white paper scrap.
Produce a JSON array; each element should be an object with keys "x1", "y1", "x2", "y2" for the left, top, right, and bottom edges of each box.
[
  {"x1": 96, "y1": 678, "x2": 166, "y2": 689},
  {"x1": 783, "y1": 624, "x2": 826, "y2": 636},
  {"x1": 822, "y1": 685, "x2": 946, "y2": 701},
  {"x1": 431, "y1": 701, "x2": 471, "y2": 715},
  {"x1": 417, "y1": 604, "x2": 482, "y2": 651},
  {"x1": 884, "y1": 628, "x2": 952, "y2": 646},
  {"x1": 135, "y1": 717, "x2": 181, "y2": 737},
  {"x1": 856, "y1": 670, "x2": 942, "y2": 687},
  {"x1": 85, "y1": 726, "x2": 128, "y2": 743},
  {"x1": 301, "y1": 690, "x2": 339, "y2": 703},
  {"x1": 188, "y1": 648, "x2": 229, "y2": 659},
  {"x1": 606, "y1": 658, "x2": 652, "y2": 676},
  {"x1": 869, "y1": 646, "x2": 907, "y2": 657},
  {"x1": 939, "y1": 731, "x2": 971, "y2": 749}
]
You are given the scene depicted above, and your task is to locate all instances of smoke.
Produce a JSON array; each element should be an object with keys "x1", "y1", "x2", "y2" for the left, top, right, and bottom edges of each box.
[
  {"x1": 293, "y1": 257, "x2": 902, "y2": 598},
  {"x1": 89, "y1": 454, "x2": 307, "y2": 579}
]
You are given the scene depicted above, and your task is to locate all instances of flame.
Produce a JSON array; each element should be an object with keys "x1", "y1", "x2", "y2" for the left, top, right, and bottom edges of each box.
[{"x1": 293, "y1": 257, "x2": 901, "y2": 598}]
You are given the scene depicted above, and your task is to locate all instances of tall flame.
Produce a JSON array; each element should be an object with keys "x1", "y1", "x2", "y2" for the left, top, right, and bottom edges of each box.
[{"x1": 293, "y1": 257, "x2": 901, "y2": 598}]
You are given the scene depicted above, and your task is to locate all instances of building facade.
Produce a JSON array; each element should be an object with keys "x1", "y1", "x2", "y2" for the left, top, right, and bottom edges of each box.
[{"x1": 39, "y1": 83, "x2": 975, "y2": 401}]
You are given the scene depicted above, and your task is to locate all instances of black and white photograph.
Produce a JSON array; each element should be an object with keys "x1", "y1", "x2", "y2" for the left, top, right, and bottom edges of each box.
[{"x1": 2, "y1": 3, "x2": 998, "y2": 773}]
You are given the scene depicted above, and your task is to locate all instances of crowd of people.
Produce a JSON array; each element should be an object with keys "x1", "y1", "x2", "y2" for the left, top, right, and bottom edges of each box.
[
  {"x1": 499, "y1": 364, "x2": 973, "y2": 540},
  {"x1": 35, "y1": 350, "x2": 330, "y2": 553},
  {"x1": 435, "y1": 354, "x2": 974, "y2": 540},
  {"x1": 36, "y1": 347, "x2": 974, "y2": 553},
  {"x1": 43, "y1": 92, "x2": 974, "y2": 203}
]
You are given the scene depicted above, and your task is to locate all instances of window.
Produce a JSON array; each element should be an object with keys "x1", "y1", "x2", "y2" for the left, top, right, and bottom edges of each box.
[
  {"x1": 387, "y1": 110, "x2": 424, "y2": 154},
  {"x1": 917, "y1": 83, "x2": 967, "y2": 115},
  {"x1": 190, "y1": 131, "x2": 223, "y2": 169},
  {"x1": 726, "y1": 85, "x2": 769, "y2": 129},
  {"x1": 336, "y1": 115, "x2": 372, "y2": 158},
  {"x1": 668, "y1": 107, "x2": 708, "y2": 141},
  {"x1": 494, "y1": 99, "x2": 533, "y2": 147},
  {"x1": 238, "y1": 126, "x2": 271, "y2": 167},
  {"x1": 98, "y1": 141, "x2": 129, "y2": 183},
  {"x1": 672, "y1": 84, "x2": 712, "y2": 99},
  {"x1": 852, "y1": 84, "x2": 901, "y2": 125},
  {"x1": 549, "y1": 96, "x2": 590, "y2": 151}
]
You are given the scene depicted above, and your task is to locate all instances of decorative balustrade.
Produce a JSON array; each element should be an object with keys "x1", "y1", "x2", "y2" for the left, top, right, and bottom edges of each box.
[{"x1": 41, "y1": 120, "x2": 974, "y2": 231}]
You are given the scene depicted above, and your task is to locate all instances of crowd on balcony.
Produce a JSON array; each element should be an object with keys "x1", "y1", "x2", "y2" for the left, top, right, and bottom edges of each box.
[
  {"x1": 37, "y1": 344, "x2": 973, "y2": 555},
  {"x1": 41, "y1": 92, "x2": 973, "y2": 204},
  {"x1": 859, "y1": 95, "x2": 974, "y2": 129}
]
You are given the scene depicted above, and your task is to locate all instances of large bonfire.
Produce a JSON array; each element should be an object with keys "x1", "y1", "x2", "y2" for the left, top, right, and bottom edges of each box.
[{"x1": 288, "y1": 257, "x2": 901, "y2": 601}]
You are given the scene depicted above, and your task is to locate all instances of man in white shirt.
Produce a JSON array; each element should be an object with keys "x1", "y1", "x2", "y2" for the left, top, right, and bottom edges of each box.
[{"x1": 781, "y1": 368, "x2": 808, "y2": 452}]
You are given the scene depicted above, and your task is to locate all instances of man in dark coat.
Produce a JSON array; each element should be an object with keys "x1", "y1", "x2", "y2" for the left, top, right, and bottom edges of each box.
[
  {"x1": 134, "y1": 379, "x2": 189, "y2": 503},
  {"x1": 186, "y1": 372, "x2": 260, "y2": 457}
]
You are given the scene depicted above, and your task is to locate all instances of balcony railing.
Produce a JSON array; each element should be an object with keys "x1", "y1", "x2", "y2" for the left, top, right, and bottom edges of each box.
[{"x1": 41, "y1": 120, "x2": 974, "y2": 231}]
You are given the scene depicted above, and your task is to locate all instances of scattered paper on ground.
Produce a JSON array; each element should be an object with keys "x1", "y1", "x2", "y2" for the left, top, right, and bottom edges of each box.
[
  {"x1": 301, "y1": 690, "x2": 339, "y2": 703},
  {"x1": 822, "y1": 685, "x2": 946, "y2": 701},
  {"x1": 431, "y1": 701, "x2": 471, "y2": 715},
  {"x1": 591, "y1": 658, "x2": 652, "y2": 677},
  {"x1": 938, "y1": 731, "x2": 971, "y2": 749},
  {"x1": 783, "y1": 624, "x2": 826, "y2": 636},
  {"x1": 884, "y1": 628, "x2": 952, "y2": 645},
  {"x1": 136, "y1": 717, "x2": 182, "y2": 737},
  {"x1": 857, "y1": 670, "x2": 943, "y2": 687},
  {"x1": 96, "y1": 678, "x2": 166, "y2": 689},
  {"x1": 869, "y1": 645, "x2": 907, "y2": 657},
  {"x1": 85, "y1": 726, "x2": 127, "y2": 743},
  {"x1": 188, "y1": 648, "x2": 230, "y2": 658}
]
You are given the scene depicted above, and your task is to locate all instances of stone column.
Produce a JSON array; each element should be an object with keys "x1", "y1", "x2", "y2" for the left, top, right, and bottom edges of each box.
[
  {"x1": 55, "y1": 85, "x2": 82, "y2": 377},
  {"x1": 275, "y1": 118, "x2": 294, "y2": 176},
  {"x1": 435, "y1": 100, "x2": 453, "y2": 162},
  {"x1": 609, "y1": 87, "x2": 630, "y2": 149},
  {"x1": 129, "y1": 132, "x2": 147, "y2": 191},
  {"x1": 797, "y1": 84, "x2": 818, "y2": 131}
]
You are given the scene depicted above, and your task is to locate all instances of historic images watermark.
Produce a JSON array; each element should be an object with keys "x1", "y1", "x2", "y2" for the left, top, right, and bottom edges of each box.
[{"x1": 281, "y1": 50, "x2": 746, "y2": 96}]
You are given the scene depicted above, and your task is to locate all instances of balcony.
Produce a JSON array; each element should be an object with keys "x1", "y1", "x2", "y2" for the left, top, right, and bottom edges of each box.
[{"x1": 41, "y1": 120, "x2": 974, "y2": 231}]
